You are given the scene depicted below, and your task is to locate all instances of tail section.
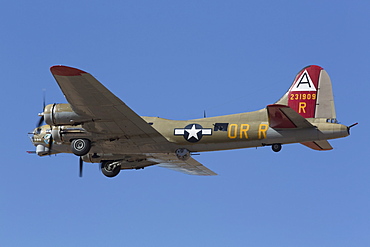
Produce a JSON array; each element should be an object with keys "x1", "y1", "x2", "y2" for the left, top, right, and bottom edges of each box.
[{"x1": 276, "y1": 65, "x2": 336, "y2": 119}]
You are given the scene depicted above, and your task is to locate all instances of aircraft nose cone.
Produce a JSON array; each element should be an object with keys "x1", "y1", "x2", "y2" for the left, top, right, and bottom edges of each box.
[
  {"x1": 32, "y1": 128, "x2": 41, "y2": 140},
  {"x1": 31, "y1": 125, "x2": 48, "y2": 145}
]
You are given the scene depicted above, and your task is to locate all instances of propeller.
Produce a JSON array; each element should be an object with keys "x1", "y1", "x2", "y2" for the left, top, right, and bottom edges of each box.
[
  {"x1": 347, "y1": 122, "x2": 358, "y2": 134},
  {"x1": 36, "y1": 115, "x2": 44, "y2": 128},
  {"x1": 348, "y1": 123, "x2": 358, "y2": 129},
  {"x1": 79, "y1": 156, "x2": 83, "y2": 177},
  {"x1": 36, "y1": 90, "x2": 46, "y2": 128},
  {"x1": 48, "y1": 127, "x2": 54, "y2": 155}
]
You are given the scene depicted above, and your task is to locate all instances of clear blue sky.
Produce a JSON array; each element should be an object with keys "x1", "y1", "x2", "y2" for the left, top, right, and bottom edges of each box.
[{"x1": 1, "y1": 1, "x2": 369, "y2": 246}]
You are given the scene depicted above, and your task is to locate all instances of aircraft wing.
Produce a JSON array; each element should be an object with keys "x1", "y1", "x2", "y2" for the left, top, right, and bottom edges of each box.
[
  {"x1": 148, "y1": 153, "x2": 217, "y2": 176},
  {"x1": 267, "y1": 104, "x2": 314, "y2": 129},
  {"x1": 50, "y1": 65, "x2": 171, "y2": 148}
]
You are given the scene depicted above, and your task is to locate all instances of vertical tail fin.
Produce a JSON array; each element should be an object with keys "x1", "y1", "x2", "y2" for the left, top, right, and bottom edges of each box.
[{"x1": 275, "y1": 65, "x2": 336, "y2": 119}]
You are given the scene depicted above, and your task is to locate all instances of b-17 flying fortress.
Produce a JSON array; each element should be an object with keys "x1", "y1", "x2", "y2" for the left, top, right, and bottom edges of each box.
[{"x1": 29, "y1": 65, "x2": 355, "y2": 178}]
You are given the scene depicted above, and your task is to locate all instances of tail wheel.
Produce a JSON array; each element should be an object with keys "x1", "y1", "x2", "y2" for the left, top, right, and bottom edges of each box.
[
  {"x1": 101, "y1": 161, "x2": 121, "y2": 178},
  {"x1": 71, "y1": 139, "x2": 91, "y2": 156},
  {"x1": 272, "y1": 143, "x2": 282, "y2": 152}
]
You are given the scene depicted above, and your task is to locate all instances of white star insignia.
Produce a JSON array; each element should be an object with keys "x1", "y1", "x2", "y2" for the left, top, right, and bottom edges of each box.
[
  {"x1": 185, "y1": 124, "x2": 201, "y2": 140},
  {"x1": 174, "y1": 124, "x2": 212, "y2": 142}
]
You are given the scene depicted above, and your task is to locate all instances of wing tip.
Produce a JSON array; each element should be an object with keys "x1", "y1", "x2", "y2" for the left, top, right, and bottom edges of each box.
[{"x1": 50, "y1": 65, "x2": 87, "y2": 76}]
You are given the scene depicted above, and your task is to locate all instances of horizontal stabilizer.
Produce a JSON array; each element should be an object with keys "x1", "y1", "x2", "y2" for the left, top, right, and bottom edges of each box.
[
  {"x1": 301, "y1": 140, "x2": 333, "y2": 151},
  {"x1": 267, "y1": 104, "x2": 314, "y2": 129}
]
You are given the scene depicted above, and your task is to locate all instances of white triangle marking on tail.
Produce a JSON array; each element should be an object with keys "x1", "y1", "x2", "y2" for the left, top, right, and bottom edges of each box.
[{"x1": 291, "y1": 70, "x2": 317, "y2": 92}]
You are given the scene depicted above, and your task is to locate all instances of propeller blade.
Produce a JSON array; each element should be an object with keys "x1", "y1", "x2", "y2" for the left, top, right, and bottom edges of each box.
[
  {"x1": 79, "y1": 157, "x2": 83, "y2": 177},
  {"x1": 36, "y1": 115, "x2": 44, "y2": 128},
  {"x1": 48, "y1": 128, "x2": 53, "y2": 155},
  {"x1": 347, "y1": 122, "x2": 358, "y2": 135},
  {"x1": 348, "y1": 123, "x2": 358, "y2": 129},
  {"x1": 346, "y1": 122, "x2": 358, "y2": 135},
  {"x1": 42, "y1": 89, "x2": 46, "y2": 109},
  {"x1": 36, "y1": 90, "x2": 46, "y2": 127}
]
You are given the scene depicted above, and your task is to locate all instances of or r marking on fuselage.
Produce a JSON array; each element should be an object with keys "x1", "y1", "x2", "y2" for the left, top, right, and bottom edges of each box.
[
  {"x1": 240, "y1": 124, "x2": 250, "y2": 139},
  {"x1": 227, "y1": 123, "x2": 268, "y2": 139},
  {"x1": 258, "y1": 124, "x2": 268, "y2": 139},
  {"x1": 227, "y1": 124, "x2": 238, "y2": 139}
]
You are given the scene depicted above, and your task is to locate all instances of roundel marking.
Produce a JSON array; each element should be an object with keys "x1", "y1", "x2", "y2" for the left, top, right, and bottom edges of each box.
[{"x1": 174, "y1": 124, "x2": 212, "y2": 143}]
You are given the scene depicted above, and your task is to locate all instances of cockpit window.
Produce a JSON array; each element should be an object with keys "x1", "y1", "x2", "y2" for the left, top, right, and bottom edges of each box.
[{"x1": 326, "y1": 118, "x2": 338, "y2": 123}]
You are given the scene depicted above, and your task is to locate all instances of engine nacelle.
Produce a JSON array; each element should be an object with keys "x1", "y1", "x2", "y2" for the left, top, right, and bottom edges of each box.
[{"x1": 44, "y1": 103, "x2": 90, "y2": 125}]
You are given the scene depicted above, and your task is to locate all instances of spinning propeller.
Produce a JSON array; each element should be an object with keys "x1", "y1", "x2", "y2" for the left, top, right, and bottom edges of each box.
[
  {"x1": 79, "y1": 157, "x2": 83, "y2": 177},
  {"x1": 36, "y1": 90, "x2": 46, "y2": 128}
]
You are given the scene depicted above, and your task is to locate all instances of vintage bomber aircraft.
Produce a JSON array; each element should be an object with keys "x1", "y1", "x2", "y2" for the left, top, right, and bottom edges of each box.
[{"x1": 29, "y1": 65, "x2": 355, "y2": 178}]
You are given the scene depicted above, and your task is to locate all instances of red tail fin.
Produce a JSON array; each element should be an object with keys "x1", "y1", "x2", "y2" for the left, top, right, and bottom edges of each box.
[
  {"x1": 275, "y1": 65, "x2": 336, "y2": 120},
  {"x1": 287, "y1": 65, "x2": 322, "y2": 118}
]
